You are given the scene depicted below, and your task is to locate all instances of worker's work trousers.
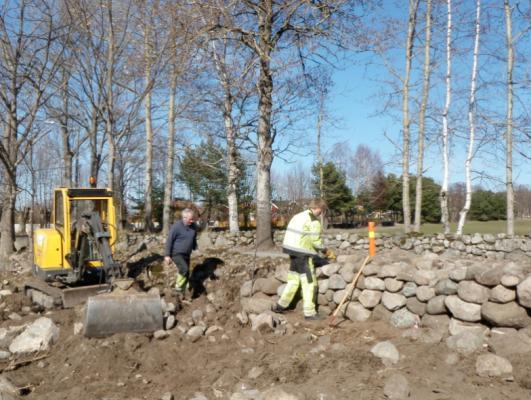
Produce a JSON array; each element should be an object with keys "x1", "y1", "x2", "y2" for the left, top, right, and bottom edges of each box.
[
  {"x1": 171, "y1": 254, "x2": 190, "y2": 292},
  {"x1": 278, "y1": 255, "x2": 317, "y2": 317}
]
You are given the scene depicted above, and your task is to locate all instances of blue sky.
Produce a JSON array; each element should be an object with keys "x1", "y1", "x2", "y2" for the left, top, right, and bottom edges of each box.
[{"x1": 272, "y1": 0, "x2": 530, "y2": 191}]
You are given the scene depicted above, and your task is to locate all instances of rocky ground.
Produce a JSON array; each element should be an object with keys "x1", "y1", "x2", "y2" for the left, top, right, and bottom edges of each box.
[{"x1": 0, "y1": 233, "x2": 530, "y2": 400}]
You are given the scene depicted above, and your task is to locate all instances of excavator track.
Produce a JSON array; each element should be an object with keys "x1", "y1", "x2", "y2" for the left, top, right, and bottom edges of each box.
[{"x1": 24, "y1": 278, "x2": 111, "y2": 308}]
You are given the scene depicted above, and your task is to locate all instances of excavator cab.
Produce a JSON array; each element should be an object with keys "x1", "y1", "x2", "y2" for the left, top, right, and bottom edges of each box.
[
  {"x1": 27, "y1": 187, "x2": 163, "y2": 337},
  {"x1": 33, "y1": 188, "x2": 118, "y2": 283}
]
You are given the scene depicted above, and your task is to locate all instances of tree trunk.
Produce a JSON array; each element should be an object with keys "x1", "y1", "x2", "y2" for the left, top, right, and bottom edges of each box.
[
  {"x1": 105, "y1": 0, "x2": 115, "y2": 194},
  {"x1": 162, "y1": 66, "x2": 177, "y2": 237},
  {"x1": 440, "y1": 0, "x2": 452, "y2": 235},
  {"x1": 0, "y1": 174, "x2": 16, "y2": 258},
  {"x1": 89, "y1": 105, "x2": 100, "y2": 186},
  {"x1": 504, "y1": 0, "x2": 514, "y2": 236},
  {"x1": 413, "y1": 0, "x2": 431, "y2": 233},
  {"x1": 255, "y1": 5, "x2": 275, "y2": 250},
  {"x1": 143, "y1": 21, "x2": 154, "y2": 232},
  {"x1": 456, "y1": 0, "x2": 481, "y2": 236},
  {"x1": 224, "y1": 95, "x2": 240, "y2": 233},
  {"x1": 402, "y1": 0, "x2": 419, "y2": 234}
]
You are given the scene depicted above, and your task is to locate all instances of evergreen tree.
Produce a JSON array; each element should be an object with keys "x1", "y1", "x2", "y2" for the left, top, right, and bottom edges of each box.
[{"x1": 311, "y1": 162, "x2": 355, "y2": 215}]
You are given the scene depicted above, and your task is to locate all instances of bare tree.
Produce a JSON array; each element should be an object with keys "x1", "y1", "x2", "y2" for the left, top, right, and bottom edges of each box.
[
  {"x1": 456, "y1": 0, "x2": 481, "y2": 235},
  {"x1": 439, "y1": 0, "x2": 452, "y2": 235},
  {"x1": 402, "y1": 0, "x2": 420, "y2": 234},
  {"x1": 413, "y1": 0, "x2": 432, "y2": 233},
  {"x1": 348, "y1": 144, "x2": 383, "y2": 196},
  {"x1": 504, "y1": 0, "x2": 514, "y2": 236},
  {"x1": 0, "y1": 1, "x2": 65, "y2": 256}
]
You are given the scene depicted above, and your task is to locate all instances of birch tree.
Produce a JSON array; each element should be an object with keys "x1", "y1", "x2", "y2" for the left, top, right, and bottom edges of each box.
[
  {"x1": 413, "y1": 0, "x2": 432, "y2": 233},
  {"x1": 439, "y1": 0, "x2": 452, "y2": 234},
  {"x1": 402, "y1": 0, "x2": 420, "y2": 234},
  {"x1": 456, "y1": 0, "x2": 481, "y2": 235},
  {"x1": 504, "y1": 0, "x2": 514, "y2": 236}
]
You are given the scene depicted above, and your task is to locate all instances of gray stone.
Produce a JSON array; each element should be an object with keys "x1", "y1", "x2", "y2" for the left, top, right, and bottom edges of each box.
[
  {"x1": 321, "y1": 262, "x2": 341, "y2": 277},
  {"x1": 384, "y1": 278, "x2": 403, "y2": 293},
  {"x1": 241, "y1": 296, "x2": 275, "y2": 314},
  {"x1": 517, "y1": 276, "x2": 531, "y2": 307},
  {"x1": 421, "y1": 314, "x2": 450, "y2": 331},
  {"x1": 390, "y1": 308, "x2": 418, "y2": 329},
  {"x1": 426, "y1": 295, "x2": 447, "y2": 315},
  {"x1": 382, "y1": 292, "x2": 407, "y2": 311},
  {"x1": 475, "y1": 268, "x2": 503, "y2": 287},
  {"x1": 406, "y1": 297, "x2": 426, "y2": 316},
  {"x1": 154, "y1": 330, "x2": 170, "y2": 340},
  {"x1": 0, "y1": 350, "x2": 10, "y2": 360},
  {"x1": 274, "y1": 263, "x2": 290, "y2": 283},
  {"x1": 164, "y1": 315, "x2": 176, "y2": 330},
  {"x1": 318, "y1": 279, "x2": 329, "y2": 294},
  {"x1": 253, "y1": 277, "x2": 281, "y2": 295},
  {"x1": 345, "y1": 302, "x2": 371, "y2": 322},
  {"x1": 0, "y1": 376, "x2": 18, "y2": 399},
  {"x1": 501, "y1": 274, "x2": 521, "y2": 287},
  {"x1": 435, "y1": 279, "x2": 458, "y2": 295},
  {"x1": 448, "y1": 318, "x2": 489, "y2": 337},
  {"x1": 383, "y1": 373, "x2": 410, "y2": 400},
  {"x1": 457, "y1": 281, "x2": 490, "y2": 304},
  {"x1": 192, "y1": 309, "x2": 204, "y2": 324},
  {"x1": 363, "y1": 262, "x2": 380, "y2": 276},
  {"x1": 414, "y1": 270, "x2": 436, "y2": 286},
  {"x1": 401, "y1": 282, "x2": 417, "y2": 298},
  {"x1": 489, "y1": 331, "x2": 531, "y2": 359},
  {"x1": 186, "y1": 325, "x2": 206, "y2": 342},
  {"x1": 9, "y1": 317, "x2": 59, "y2": 355},
  {"x1": 445, "y1": 295, "x2": 482, "y2": 322},
  {"x1": 240, "y1": 281, "x2": 253, "y2": 297},
  {"x1": 249, "y1": 313, "x2": 275, "y2": 332},
  {"x1": 476, "y1": 354, "x2": 513, "y2": 378},
  {"x1": 370, "y1": 340, "x2": 399, "y2": 364},
  {"x1": 481, "y1": 301, "x2": 529, "y2": 328},
  {"x1": 416, "y1": 286, "x2": 436, "y2": 302},
  {"x1": 339, "y1": 264, "x2": 354, "y2": 283},
  {"x1": 332, "y1": 289, "x2": 347, "y2": 305},
  {"x1": 328, "y1": 274, "x2": 346, "y2": 290},
  {"x1": 359, "y1": 290, "x2": 382, "y2": 309},
  {"x1": 371, "y1": 304, "x2": 393, "y2": 322},
  {"x1": 363, "y1": 276, "x2": 385, "y2": 291},
  {"x1": 449, "y1": 267, "x2": 468, "y2": 282},
  {"x1": 378, "y1": 263, "x2": 403, "y2": 278},
  {"x1": 489, "y1": 285, "x2": 515, "y2": 303},
  {"x1": 214, "y1": 235, "x2": 231, "y2": 247},
  {"x1": 446, "y1": 331, "x2": 484, "y2": 355}
]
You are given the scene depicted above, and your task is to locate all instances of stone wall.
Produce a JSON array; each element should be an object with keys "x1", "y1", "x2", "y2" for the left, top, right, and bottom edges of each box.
[
  {"x1": 240, "y1": 251, "x2": 531, "y2": 333},
  {"x1": 204, "y1": 230, "x2": 531, "y2": 259}
]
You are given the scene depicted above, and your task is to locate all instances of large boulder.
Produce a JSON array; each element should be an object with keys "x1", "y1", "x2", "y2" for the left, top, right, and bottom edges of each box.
[
  {"x1": 475, "y1": 354, "x2": 513, "y2": 378},
  {"x1": 457, "y1": 281, "x2": 490, "y2": 304},
  {"x1": 517, "y1": 276, "x2": 531, "y2": 308},
  {"x1": 445, "y1": 295, "x2": 482, "y2": 322},
  {"x1": 9, "y1": 317, "x2": 59, "y2": 355},
  {"x1": 481, "y1": 302, "x2": 530, "y2": 328}
]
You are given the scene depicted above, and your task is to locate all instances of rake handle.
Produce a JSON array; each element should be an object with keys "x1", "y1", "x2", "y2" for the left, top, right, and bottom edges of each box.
[{"x1": 331, "y1": 255, "x2": 372, "y2": 319}]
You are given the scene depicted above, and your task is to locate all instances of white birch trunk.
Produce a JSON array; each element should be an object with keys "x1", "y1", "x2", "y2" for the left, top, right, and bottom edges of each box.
[
  {"x1": 414, "y1": 0, "x2": 432, "y2": 233},
  {"x1": 143, "y1": 20, "x2": 154, "y2": 232},
  {"x1": 402, "y1": 0, "x2": 419, "y2": 233},
  {"x1": 504, "y1": 0, "x2": 514, "y2": 236},
  {"x1": 456, "y1": 0, "x2": 481, "y2": 235},
  {"x1": 440, "y1": 0, "x2": 452, "y2": 235}
]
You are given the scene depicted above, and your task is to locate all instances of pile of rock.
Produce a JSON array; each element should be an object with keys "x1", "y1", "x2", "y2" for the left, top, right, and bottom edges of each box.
[
  {"x1": 241, "y1": 251, "x2": 531, "y2": 331},
  {"x1": 205, "y1": 230, "x2": 531, "y2": 259}
]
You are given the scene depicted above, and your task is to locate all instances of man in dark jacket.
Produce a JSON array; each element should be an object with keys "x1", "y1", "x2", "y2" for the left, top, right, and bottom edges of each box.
[{"x1": 164, "y1": 208, "x2": 198, "y2": 293}]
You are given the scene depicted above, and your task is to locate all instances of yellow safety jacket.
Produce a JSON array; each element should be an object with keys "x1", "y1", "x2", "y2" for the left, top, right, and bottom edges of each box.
[{"x1": 282, "y1": 210, "x2": 324, "y2": 255}]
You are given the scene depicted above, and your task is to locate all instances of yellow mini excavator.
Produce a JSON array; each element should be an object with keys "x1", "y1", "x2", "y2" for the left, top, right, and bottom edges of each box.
[{"x1": 25, "y1": 187, "x2": 163, "y2": 337}]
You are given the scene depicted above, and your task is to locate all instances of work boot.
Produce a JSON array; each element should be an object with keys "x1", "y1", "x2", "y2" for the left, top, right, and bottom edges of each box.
[
  {"x1": 271, "y1": 303, "x2": 287, "y2": 314},
  {"x1": 304, "y1": 314, "x2": 325, "y2": 321}
]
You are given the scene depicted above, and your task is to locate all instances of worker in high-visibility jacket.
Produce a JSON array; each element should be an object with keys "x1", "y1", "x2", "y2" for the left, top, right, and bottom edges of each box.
[{"x1": 272, "y1": 198, "x2": 330, "y2": 320}]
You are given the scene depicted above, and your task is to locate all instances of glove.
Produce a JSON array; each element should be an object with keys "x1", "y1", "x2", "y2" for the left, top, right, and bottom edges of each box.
[{"x1": 324, "y1": 248, "x2": 336, "y2": 261}]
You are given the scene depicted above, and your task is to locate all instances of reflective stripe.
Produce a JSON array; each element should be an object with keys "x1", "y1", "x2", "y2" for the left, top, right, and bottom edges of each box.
[
  {"x1": 282, "y1": 244, "x2": 317, "y2": 256},
  {"x1": 368, "y1": 232, "x2": 375, "y2": 238}
]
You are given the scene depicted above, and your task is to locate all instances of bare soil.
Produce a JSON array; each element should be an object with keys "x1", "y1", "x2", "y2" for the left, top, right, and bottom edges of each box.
[{"x1": 1, "y1": 243, "x2": 530, "y2": 400}]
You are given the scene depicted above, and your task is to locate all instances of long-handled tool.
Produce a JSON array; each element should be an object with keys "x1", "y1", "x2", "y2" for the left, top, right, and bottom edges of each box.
[{"x1": 328, "y1": 255, "x2": 372, "y2": 327}]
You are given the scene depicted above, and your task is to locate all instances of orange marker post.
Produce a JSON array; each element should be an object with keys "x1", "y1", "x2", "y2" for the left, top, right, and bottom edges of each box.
[{"x1": 368, "y1": 221, "x2": 376, "y2": 256}]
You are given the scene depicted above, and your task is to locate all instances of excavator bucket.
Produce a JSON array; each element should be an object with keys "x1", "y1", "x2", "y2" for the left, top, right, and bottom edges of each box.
[{"x1": 83, "y1": 291, "x2": 163, "y2": 337}]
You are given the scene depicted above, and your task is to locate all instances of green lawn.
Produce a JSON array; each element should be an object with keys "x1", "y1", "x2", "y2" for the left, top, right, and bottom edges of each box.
[{"x1": 328, "y1": 219, "x2": 531, "y2": 236}]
